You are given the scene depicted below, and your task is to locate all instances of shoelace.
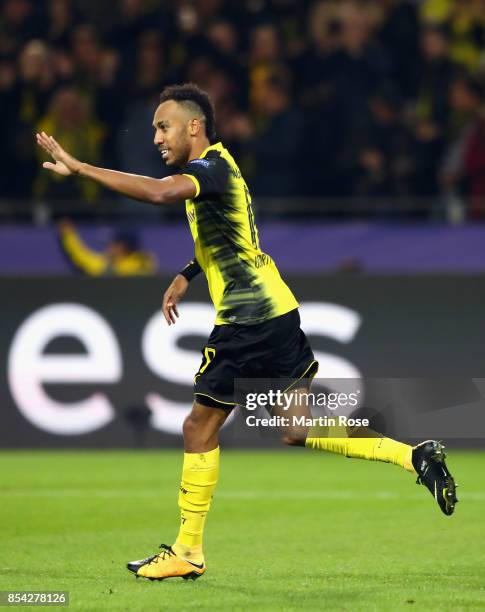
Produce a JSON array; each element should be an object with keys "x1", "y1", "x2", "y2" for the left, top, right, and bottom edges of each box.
[{"x1": 147, "y1": 544, "x2": 175, "y2": 565}]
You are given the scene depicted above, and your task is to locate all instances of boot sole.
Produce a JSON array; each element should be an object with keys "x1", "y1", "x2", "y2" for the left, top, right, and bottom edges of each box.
[{"x1": 420, "y1": 440, "x2": 458, "y2": 515}]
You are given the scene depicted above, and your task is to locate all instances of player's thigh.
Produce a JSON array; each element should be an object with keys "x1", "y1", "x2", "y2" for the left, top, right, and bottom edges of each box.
[
  {"x1": 266, "y1": 309, "x2": 318, "y2": 381},
  {"x1": 253, "y1": 310, "x2": 318, "y2": 397},
  {"x1": 193, "y1": 324, "x2": 241, "y2": 409}
]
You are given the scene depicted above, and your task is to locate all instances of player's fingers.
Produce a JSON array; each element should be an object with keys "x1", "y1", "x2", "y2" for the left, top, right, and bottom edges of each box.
[
  {"x1": 38, "y1": 133, "x2": 54, "y2": 154},
  {"x1": 43, "y1": 162, "x2": 56, "y2": 170},
  {"x1": 162, "y1": 300, "x2": 171, "y2": 324},
  {"x1": 162, "y1": 292, "x2": 171, "y2": 312},
  {"x1": 36, "y1": 133, "x2": 48, "y2": 149},
  {"x1": 172, "y1": 304, "x2": 179, "y2": 318},
  {"x1": 41, "y1": 132, "x2": 55, "y2": 152},
  {"x1": 162, "y1": 301, "x2": 175, "y2": 325},
  {"x1": 167, "y1": 303, "x2": 177, "y2": 324},
  {"x1": 37, "y1": 139, "x2": 48, "y2": 153}
]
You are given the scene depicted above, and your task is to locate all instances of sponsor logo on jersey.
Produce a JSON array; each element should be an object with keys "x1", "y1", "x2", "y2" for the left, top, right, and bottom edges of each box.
[{"x1": 189, "y1": 159, "x2": 211, "y2": 167}]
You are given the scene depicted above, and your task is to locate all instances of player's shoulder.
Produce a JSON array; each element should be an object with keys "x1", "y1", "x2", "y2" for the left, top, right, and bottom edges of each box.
[
  {"x1": 207, "y1": 145, "x2": 244, "y2": 181},
  {"x1": 179, "y1": 142, "x2": 246, "y2": 196},
  {"x1": 180, "y1": 144, "x2": 233, "y2": 198},
  {"x1": 186, "y1": 148, "x2": 227, "y2": 171},
  {"x1": 185, "y1": 146, "x2": 232, "y2": 183}
]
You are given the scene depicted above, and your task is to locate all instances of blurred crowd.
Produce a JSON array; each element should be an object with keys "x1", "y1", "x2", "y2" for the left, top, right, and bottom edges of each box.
[{"x1": 1, "y1": 0, "x2": 485, "y2": 217}]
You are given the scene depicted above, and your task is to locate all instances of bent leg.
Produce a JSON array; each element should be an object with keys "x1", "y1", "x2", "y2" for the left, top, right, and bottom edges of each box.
[
  {"x1": 305, "y1": 423, "x2": 415, "y2": 472},
  {"x1": 273, "y1": 388, "x2": 414, "y2": 473}
]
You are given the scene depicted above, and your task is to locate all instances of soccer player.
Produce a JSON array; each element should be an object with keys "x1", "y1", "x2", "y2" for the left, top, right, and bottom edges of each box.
[{"x1": 36, "y1": 83, "x2": 457, "y2": 582}]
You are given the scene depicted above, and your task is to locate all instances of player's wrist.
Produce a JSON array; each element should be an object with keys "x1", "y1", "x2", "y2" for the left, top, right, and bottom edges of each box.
[
  {"x1": 175, "y1": 273, "x2": 190, "y2": 285},
  {"x1": 73, "y1": 161, "x2": 87, "y2": 176},
  {"x1": 179, "y1": 259, "x2": 201, "y2": 282}
]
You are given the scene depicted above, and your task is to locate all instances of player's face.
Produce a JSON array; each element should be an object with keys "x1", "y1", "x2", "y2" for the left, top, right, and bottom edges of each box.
[{"x1": 153, "y1": 101, "x2": 192, "y2": 167}]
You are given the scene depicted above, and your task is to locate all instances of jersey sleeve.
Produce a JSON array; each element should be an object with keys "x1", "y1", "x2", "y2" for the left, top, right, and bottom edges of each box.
[{"x1": 180, "y1": 154, "x2": 229, "y2": 198}]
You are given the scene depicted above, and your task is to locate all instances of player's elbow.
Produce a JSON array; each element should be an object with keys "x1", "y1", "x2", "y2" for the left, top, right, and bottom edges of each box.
[
  {"x1": 150, "y1": 187, "x2": 182, "y2": 206},
  {"x1": 149, "y1": 190, "x2": 166, "y2": 205}
]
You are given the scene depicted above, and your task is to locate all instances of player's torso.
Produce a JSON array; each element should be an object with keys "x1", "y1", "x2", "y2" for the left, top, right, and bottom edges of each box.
[{"x1": 185, "y1": 143, "x2": 298, "y2": 325}]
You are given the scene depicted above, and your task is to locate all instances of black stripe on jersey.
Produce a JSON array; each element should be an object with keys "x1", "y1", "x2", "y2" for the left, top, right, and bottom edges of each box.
[
  {"x1": 194, "y1": 155, "x2": 274, "y2": 323},
  {"x1": 244, "y1": 184, "x2": 258, "y2": 249}
]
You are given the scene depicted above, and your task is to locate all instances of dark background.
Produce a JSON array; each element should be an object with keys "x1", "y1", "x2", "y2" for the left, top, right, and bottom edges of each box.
[
  {"x1": 2, "y1": 275, "x2": 484, "y2": 448},
  {"x1": 2, "y1": 0, "x2": 485, "y2": 219}
]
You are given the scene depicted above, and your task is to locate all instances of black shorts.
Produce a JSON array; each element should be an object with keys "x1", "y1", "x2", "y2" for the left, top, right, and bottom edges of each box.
[{"x1": 194, "y1": 308, "x2": 318, "y2": 409}]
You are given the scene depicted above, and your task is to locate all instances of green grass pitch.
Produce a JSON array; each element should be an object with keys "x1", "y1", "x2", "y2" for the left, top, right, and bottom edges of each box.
[{"x1": 1, "y1": 449, "x2": 484, "y2": 611}]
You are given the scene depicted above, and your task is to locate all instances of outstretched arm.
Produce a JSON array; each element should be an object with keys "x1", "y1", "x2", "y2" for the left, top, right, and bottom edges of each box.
[{"x1": 36, "y1": 132, "x2": 196, "y2": 205}]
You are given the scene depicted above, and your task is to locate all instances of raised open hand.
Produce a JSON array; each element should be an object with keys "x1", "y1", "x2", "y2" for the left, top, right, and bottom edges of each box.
[{"x1": 36, "y1": 131, "x2": 83, "y2": 176}]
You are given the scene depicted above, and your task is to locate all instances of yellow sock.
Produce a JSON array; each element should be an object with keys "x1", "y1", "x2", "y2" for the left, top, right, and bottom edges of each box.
[
  {"x1": 172, "y1": 446, "x2": 220, "y2": 565},
  {"x1": 305, "y1": 425, "x2": 415, "y2": 472}
]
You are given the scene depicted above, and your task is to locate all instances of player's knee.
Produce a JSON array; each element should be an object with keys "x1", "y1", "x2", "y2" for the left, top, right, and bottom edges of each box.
[
  {"x1": 183, "y1": 412, "x2": 220, "y2": 449},
  {"x1": 182, "y1": 414, "x2": 199, "y2": 444},
  {"x1": 281, "y1": 430, "x2": 307, "y2": 447}
]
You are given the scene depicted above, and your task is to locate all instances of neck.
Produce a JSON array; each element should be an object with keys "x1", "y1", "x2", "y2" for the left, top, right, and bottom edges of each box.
[{"x1": 188, "y1": 137, "x2": 212, "y2": 161}]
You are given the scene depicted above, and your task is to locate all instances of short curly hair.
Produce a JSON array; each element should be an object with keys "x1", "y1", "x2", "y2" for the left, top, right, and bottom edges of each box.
[{"x1": 160, "y1": 83, "x2": 217, "y2": 143}]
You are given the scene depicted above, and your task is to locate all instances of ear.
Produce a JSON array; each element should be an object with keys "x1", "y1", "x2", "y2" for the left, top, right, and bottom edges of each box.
[{"x1": 189, "y1": 118, "x2": 201, "y2": 137}]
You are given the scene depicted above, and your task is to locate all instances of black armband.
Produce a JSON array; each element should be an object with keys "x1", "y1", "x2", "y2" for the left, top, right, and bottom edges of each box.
[{"x1": 179, "y1": 258, "x2": 202, "y2": 281}]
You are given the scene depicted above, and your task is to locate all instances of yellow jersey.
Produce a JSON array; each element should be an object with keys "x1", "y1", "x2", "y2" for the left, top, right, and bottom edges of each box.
[{"x1": 181, "y1": 142, "x2": 298, "y2": 325}]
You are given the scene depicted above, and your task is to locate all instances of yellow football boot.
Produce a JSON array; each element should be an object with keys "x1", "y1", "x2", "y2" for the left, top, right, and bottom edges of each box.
[{"x1": 127, "y1": 544, "x2": 206, "y2": 581}]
